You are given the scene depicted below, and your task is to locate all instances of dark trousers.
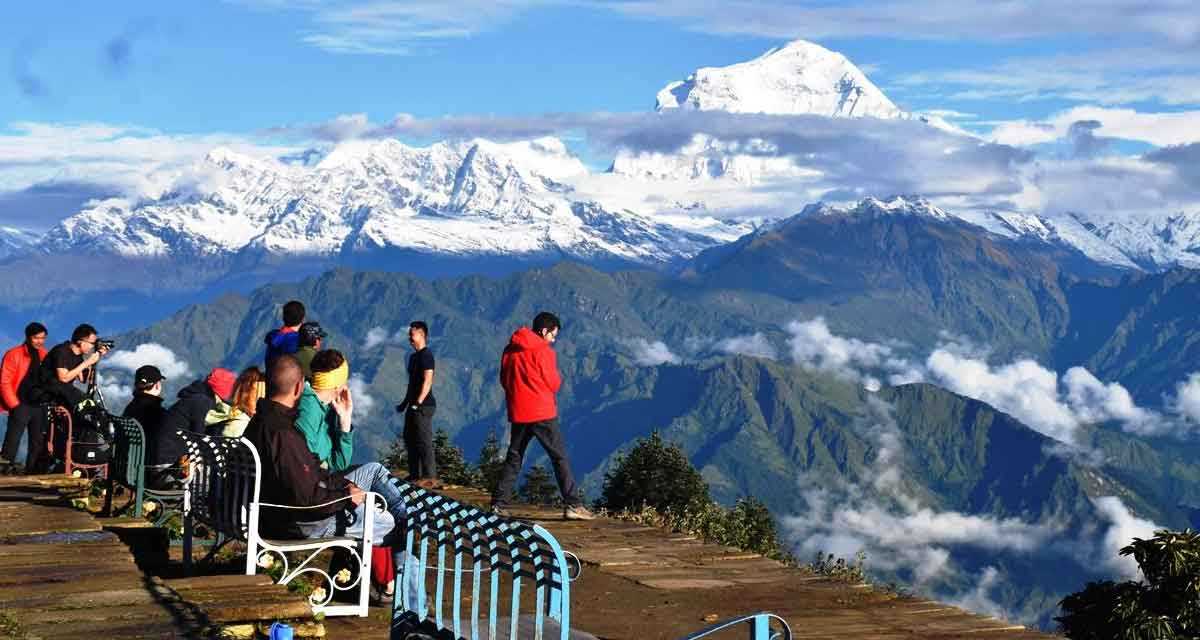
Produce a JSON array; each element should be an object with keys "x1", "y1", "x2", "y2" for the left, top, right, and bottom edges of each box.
[
  {"x1": 403, "y1": 405, "x2": 437, "y2": 480},
  {"x1": 493, "y1": 417, "x2": 580, "y2": 507},
  {"x1": 1, "y1": 404, "x2": 38, "y2": 466},
  {"x1": 21, "y1": 405, "x2": 49, "y2": 470}
]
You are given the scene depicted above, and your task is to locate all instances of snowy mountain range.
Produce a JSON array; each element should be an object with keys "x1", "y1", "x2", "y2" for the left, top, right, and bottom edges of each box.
[
  {"x1": 793, "y1": 196, "x2": 1200, "y2": 271},
  {"x1": 9, "y1": 37, "x2": 1200, "y2": 297},
  {"x1": 37, "y1": 137, "x2": 743, "y2": 268}
]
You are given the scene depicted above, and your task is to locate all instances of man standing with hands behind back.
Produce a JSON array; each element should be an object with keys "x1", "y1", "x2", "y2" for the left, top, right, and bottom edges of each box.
[{"x1": 399, "y1": 321, "x2": 438, "y2": 489}]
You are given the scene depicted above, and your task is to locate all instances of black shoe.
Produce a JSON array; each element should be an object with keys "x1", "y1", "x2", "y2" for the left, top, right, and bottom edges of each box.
[{"x1": 490, "y1": 505, "x2": 509, "y2": 518}]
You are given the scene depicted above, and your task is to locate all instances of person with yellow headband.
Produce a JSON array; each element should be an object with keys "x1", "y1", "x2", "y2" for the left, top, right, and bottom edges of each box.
[{"x1": 295, "y1": 349, "x2": 354, "y2": 472}]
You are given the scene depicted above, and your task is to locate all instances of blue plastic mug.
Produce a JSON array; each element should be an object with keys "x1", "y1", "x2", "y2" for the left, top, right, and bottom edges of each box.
[{"x1": 268, "y1": 622, "x2": 294, "y2": 640}]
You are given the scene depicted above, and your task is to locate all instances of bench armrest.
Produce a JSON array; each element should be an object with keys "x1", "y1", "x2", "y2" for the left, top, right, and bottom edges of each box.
[{"x1": 257, "y1": 491, "x2": 385, "y2": 511}]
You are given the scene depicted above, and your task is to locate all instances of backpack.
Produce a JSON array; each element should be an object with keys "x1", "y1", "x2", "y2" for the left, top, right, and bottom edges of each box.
[{"x1": 50, "y1": 400, "x2": 115, "y2": 467}]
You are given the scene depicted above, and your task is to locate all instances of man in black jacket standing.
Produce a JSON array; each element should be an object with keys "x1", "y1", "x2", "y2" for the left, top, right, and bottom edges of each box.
[{"x1": 244, "y1": 355, "x2": 420, "y2": 603}]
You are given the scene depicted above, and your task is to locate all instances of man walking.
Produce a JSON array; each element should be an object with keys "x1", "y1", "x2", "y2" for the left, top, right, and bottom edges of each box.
[
  {"x1": 0, "y1": 322, "x2": 47, "y2": 470},
  {"x1": 491, "y1": 312, "x2": 594, "y2": 520},
  {"x1": 400, "y1": 321, "x2": 438, "y2": 488}
]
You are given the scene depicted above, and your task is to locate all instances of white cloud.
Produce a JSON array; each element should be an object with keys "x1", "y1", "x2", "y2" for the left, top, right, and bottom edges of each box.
[
  {"x1": 714, "y1": 332, "x2": 777, "y2": 360},
  {"x1": 628, "y1": 338, "x2": 680, "y2": 366},
  {"x1": 783, "y1": 398, "x2": 1060, "y2": 591},
  {"x1": 96, "y1": 372, "x2": 132, "y2": 407},
  {"x1": 364, "y1": 326, "x2": 390, "y2": 350},
  {"x1": 787, "y1": 318, "x2": 918, "y2": 389},
  {"x1": 1092, "y1": 496, "x2": 1161, "y2": 580},
  {"x1": 104, "y1": 343, "x2": 192, "y2": 380},
  {"x1": 948, "y1": 567, "x2": 1015, "y2": 622},
  {"x1": 363, "y1": 326, "x2": 409, "y2": 350},
  {"x1": 1062, "y1": 367, "x2": 1160, "y2": 435},
  {"x1": 607, "y1": 1, "x2": 1200, "y2": 45},
  {"x1": 246, "y1": 0, "x2": 556, "y2": 55},
  {"x1": 348, "y1": 373, "x2": 376, "y2": 420},
  {"x1": 0, "y1": 121, "x2": 298, "y2": 198},
  {"x1": 990, "y1": 106, "x2": 1200, "y2": 148},
  {"x1": 1169, "y1": 373, "x2": 1200, "y2": 423}
]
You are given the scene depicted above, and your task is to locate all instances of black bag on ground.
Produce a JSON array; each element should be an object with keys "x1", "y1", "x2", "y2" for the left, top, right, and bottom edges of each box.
[{"x1": 63, "y1": 402, "x2": 116, "y2": 466}]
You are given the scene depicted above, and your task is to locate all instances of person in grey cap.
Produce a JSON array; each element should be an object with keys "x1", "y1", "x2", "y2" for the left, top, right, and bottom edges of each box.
[
  {"x1": 123, "y1": 365, "x2": 167, "y2": 461},
  {"x1": 295, "y1": 322, "x2": 327, "y2": 382}
]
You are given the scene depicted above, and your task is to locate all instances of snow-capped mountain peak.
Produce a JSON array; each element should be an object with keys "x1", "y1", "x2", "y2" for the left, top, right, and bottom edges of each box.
[
  {"x1": 37, "y1": 137, "x2": 731, "y2": 269},
  {"x1": 656, "y1": 39, "x2": 902, "y2": 119}
]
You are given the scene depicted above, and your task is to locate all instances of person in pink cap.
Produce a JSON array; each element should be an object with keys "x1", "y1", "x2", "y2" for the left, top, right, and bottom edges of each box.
[{"x1": 146, "y1": 366, "x2": 237, "y2": 489}]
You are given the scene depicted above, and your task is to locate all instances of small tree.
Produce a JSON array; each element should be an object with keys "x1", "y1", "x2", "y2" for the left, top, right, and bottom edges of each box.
[
  {"x1": 721, "y1": 497, "x2": 780, "y2": 556},
  {"x1": 432, "y1": 429, "x2": 477, "y2": 486},
  {"x1": 383, "y1": 429, "x2": 477, "y2": 486},
  {"x1": 1058, "y1": 529, "x2": 1200, "y2": 639},
  {"x1": 599, "y1": 432, "x2": 710, "y2": 514},
  {"x1": 477, "y1": 429, "x2": 506, "y2": 495},
  {"x1": 519, "y1": 464, "x2": 559, "y2": 505}
]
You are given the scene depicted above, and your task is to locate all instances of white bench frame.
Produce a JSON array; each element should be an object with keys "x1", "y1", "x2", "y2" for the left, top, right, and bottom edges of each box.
[{"x1": 178, "y1": 431, "x2": 379, "y2": 617}]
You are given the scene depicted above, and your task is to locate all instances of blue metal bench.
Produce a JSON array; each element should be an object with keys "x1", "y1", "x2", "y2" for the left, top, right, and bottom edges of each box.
[
  {"x1": 384, "y1": 480, "x2": 795, "y2": 640},
  {"x1": 681, "y1": 613, "x2": 792, "y2": 640},
  {"x1": 386, "y1": 479, "x2": 578, "y2": 640}
]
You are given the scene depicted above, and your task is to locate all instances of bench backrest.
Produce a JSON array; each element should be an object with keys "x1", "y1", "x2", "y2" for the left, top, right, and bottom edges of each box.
[
  {"x1": 178, "y1": 431, "x2": 260, "y2": 541},
  {"x1": 389, "y1": 479, "x2": 573, "y2": 640},
  {"x1": 109, "y1": 417, "x2": 146, "y2": 491}
]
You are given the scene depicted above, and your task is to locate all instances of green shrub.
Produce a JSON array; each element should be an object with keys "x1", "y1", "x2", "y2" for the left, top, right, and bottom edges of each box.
[
  {"x1": 1058, "y1": 529, "x2": 1200, "y2": 639},
  {"x1": 599, "y1": 432, "x2": 710, "y2": 513}
]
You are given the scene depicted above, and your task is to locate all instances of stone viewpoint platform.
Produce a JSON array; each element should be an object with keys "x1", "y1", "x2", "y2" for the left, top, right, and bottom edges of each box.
[{"x1": 0, "y1": 475, "x2": 1057, "y2": 639}]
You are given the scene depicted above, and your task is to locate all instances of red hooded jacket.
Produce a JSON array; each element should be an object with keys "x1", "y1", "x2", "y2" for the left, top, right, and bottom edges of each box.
[
  {"x1": 500, "y1": 327, "x2": 562, "y2": 424},
  {"x1": 0, "y1": 343, "x2": 46, "y2": 413}
]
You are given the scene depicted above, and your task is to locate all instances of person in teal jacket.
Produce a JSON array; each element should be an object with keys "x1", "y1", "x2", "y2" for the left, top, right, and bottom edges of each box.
[{"x1": 295, "y1": 349, "x2": 354, "y2": 471}]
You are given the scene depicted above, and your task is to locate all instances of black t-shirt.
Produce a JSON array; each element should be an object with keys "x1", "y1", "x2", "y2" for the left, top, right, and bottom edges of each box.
[
  {"x1": 405, "y1": 348, "x2": 436, "y2": 407},
  {"x1": 35, "y1": 341, "x2": 86, "y2": 404}
]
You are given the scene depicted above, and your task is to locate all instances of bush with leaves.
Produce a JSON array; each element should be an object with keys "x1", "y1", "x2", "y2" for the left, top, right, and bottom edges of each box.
[
  {"x1": 1057, "y1": 529, "x2": 1200, "y2": 639},
  {"x1": 599, "y1": 431, "x2": 711, "y2": 513}
]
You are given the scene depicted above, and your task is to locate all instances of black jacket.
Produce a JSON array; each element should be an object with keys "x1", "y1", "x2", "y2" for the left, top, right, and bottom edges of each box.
[
  {"x1": 150, "y1": 380, "x2": 216, "y2": 466},
  {"x1": 123, "y1": 392, "x2": 167, "y2": 462},
  {"x1": 243, "y1": 398, "x2": 351, "y2": 537}
]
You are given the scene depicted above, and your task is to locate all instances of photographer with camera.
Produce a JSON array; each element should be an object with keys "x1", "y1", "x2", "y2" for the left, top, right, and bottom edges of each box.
[
  {"x1": 21, "y1": 324, "x2": 110, "y2": 473},
  {"x1": 28, "y1": 324, "x2": 109, "y2": 409}
]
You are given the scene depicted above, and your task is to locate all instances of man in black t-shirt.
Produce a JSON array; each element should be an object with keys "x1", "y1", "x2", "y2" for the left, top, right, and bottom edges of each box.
[
  {"x1": 28, "y1": 324, "x2": 106, "y2": 409},
  {"x1": 23, "y1": 324, "x2": 107, "y2": 473},
  {"x1": 398, "y1": 320, "x2": 437, "y2": 488}
]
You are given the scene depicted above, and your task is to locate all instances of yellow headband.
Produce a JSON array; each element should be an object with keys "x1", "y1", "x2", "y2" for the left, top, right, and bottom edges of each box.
[{"x1": 311, "y1": 360, "x2": 349, "y2": 391}]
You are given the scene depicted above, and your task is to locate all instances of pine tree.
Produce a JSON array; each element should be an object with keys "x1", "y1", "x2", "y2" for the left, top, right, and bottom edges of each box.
[
  {"x1": 432, "y1": 429, "x2": 476, "y2": 486},
  {"x1": 518, "y1": 464, "x2": 559, "y2": 505},
  {"x1": 383, "y1": 429, "x2": 476, "y2": 486},
  {"x1": 476, "y1": 429, "x2": 505, "y2": 495},
  {"x1": 599, "y1": 431, "x2": 710, "y2": 513}
]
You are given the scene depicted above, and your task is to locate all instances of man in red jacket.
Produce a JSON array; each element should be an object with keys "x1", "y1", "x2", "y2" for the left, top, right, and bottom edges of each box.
[
  {"x1": 0, "y1": 322, "x2": 48, "y2": 469},
  {"x1": 491, "y1": 312, "x2": 595, "y2": 520}
]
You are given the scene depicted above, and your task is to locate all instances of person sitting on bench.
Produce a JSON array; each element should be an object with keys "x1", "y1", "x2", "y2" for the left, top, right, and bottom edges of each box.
[{"x1": 243, "y1": 354, "x2": 419, "y2": 604}]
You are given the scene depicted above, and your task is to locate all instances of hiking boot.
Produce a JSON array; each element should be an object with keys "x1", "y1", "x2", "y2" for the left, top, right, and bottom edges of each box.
[{"x1": 563, "y1": 505, "x2": 596, "y2": 521}]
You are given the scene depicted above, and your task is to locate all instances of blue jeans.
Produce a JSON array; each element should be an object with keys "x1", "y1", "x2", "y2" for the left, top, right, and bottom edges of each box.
[{"x1": 296, "y1": 462, "x2": 421, "y2": 605}]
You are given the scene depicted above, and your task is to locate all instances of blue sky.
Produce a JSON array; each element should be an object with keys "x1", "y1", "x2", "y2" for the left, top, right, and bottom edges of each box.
[
  {"x1": 3, "y1": 2, "x2": 1152, "y2": 131},
  {"x1": 4, "y1": 1, "x2": 1200, "y2": 230}
]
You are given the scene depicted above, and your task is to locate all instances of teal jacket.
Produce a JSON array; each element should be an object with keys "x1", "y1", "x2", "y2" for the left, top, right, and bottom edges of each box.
[{"x1": 295, "y1": 383, "x2": 354, "y2": 472}]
